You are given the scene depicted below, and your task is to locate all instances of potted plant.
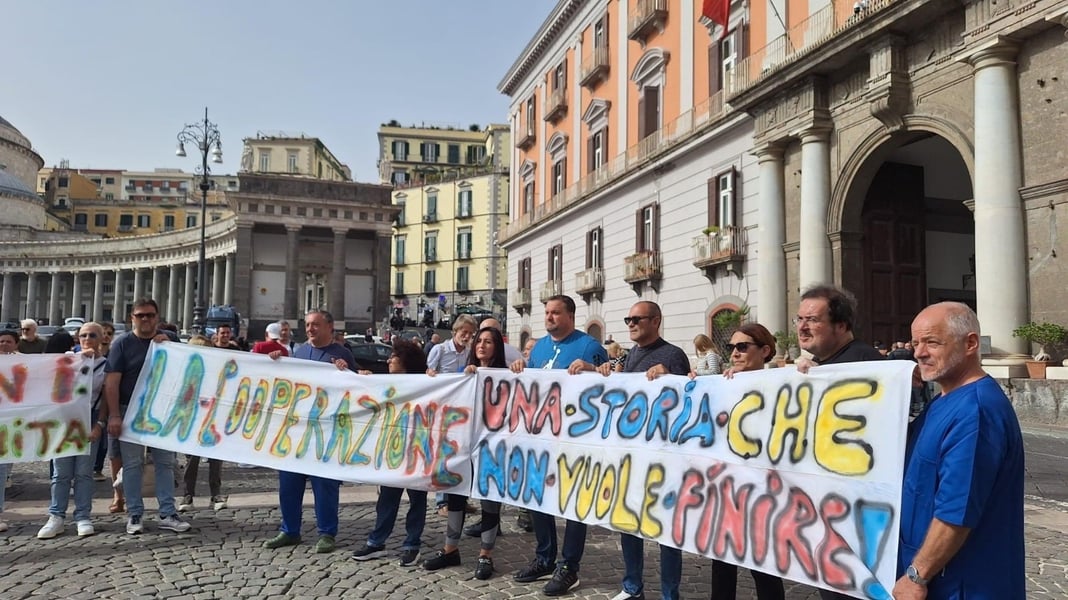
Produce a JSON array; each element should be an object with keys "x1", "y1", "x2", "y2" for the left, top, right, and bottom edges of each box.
[
  {"x1": 702, "y1": 225, "x2": 721, "y2": 236},
  {"x1": 774, "y1": 330, "x2": 800, "y2": 365},
  {"x1": 1012, "y1": 321, "x2": 1068, "y2": 379}
]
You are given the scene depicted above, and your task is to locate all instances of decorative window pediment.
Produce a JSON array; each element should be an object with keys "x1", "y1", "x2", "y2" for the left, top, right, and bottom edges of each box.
[
  {"x1": 546, "y1": 132, "x2": 569, "y2": 161},
  {"x1": 519, "y1": 159, "x2": 537, "y2": 182},
  {"x1": 631, "y1": 48, "x2": 670, "y2": 89},
  {"x1": 582, "y1": 99, "x2": 612, "y2": 132}
]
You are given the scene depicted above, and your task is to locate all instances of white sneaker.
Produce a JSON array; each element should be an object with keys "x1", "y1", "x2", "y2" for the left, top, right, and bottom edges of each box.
[
  {"x1": 178, "y1": 495, "x2": 194, "y2": 512},
  {"x1": 158, "y1": 514, "x2": 191, "y2": 533},
  {"x1": 126, "y1": 514, "x2": 143, "y2": 535},
  {"x1": 76, "y1": 520, "x2": 95, "y2": 537},
  {"x1": 0, "y1": 519, "x2": 9, "y2": 532},
  {"x1": 37, "y1": 515, "x2": 65, "y2": 539},
  {"x1": 211, "y1": 496, "x2": 227, "y2": 510},
  {"x1": 112, "y1": 468, "x2": 123, "y2": 490}
]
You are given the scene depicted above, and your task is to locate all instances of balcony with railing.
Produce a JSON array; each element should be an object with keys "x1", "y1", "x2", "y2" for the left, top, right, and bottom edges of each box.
[
  {"x1": 624, "y1": 250, "x2": 662, "y2": 284},
  {"x1": 574, "y1": 267, "x2": 604, "y2": 296},
  {"x1": 538, "y1": 279, "x2": 564, "y2": 303},
  {"x1": 501, "y1": 90, "x2": 728, "y2": 243},
  {"x1": 579, "y1": 46, "x2": 610, "y2": 88},
  {"x1": 422, "y1": 213, "x2": 438, "y2": 223},
  {"x1": 515, "y1": 127, "x2": 536, "y2": 150},
  {"x1": 511, "y1": 287, "x2": 532, "y2": 312},
  {"x1": 544, "y1": 87, "x2": 568, "y2": 123},
  {"x1": 424, "y1": 251, "x2": 437, "y2": 263},
  {"x1": 726, "y1": 0, "x2": 891, "y2": 101},
  {"x1": 692, "y1": 226, "x2": 747, "y2": 279},
  {"x1": 628, "y1": 0, "x2": 668, "y2": 42}
]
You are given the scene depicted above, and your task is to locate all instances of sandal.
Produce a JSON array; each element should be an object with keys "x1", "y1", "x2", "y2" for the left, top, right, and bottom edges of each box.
[{"x1": 109, "y1": 498, "x2": 125, "y2": 513}]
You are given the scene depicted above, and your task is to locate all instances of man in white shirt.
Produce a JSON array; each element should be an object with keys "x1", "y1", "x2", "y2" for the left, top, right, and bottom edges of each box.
[{"x1": 425, "y1": 314, "x2": 477, "y2": 375}]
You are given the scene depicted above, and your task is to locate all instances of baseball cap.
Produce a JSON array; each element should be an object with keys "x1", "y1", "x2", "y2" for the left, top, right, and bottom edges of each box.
[{"x1": 265, "y1": 323, "x2": 282, "y2": 340}]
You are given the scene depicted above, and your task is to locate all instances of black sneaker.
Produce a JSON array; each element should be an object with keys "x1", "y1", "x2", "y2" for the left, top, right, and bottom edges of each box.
[
  {"x1": 474, "y1": 556, "x2": 494, "y2": 580},
  {"x1": 351, "y1": 544, "x2": 388, "y2": 561},
  {"x1": 422, "y1": 549, "x2": 461, "y2": 571},
  {"x1": 543, "y1": 565, "x2": 580, "y2": 596},
  {"x1": 398, "y1": 548, "x2": 420, "y2": 567},
  {"x1": 514, "y1": 557, "x2": 554, "y2": 582}
]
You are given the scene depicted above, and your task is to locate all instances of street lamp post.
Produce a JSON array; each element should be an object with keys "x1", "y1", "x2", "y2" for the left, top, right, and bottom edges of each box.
[{"x1": 175, "y1": 107, "x2": 223, "y2": 335}]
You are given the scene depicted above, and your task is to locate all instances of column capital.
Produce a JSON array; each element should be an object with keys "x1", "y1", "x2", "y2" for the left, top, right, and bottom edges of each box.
[
  {"x1": 285, "y1": 224, "x2": 302, "y2": 234},
  {"x1": 959, "y1": 36, "x2": 1019, "y2": 69},
  {"x1": 796, "y1": 126, "x2": 832, "y2": 144},
  {"x1": 1045, "y1": 5, "x2": 1068, "y2": 30},
  {"x1": 752, "y1": 142, "x2": 786, "y2": 161},
  {"x1": 333, "y1": 227, "x2": 349, "y2": 238}
]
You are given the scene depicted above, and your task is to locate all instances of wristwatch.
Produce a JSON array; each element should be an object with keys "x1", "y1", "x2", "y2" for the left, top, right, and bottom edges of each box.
[{"x1": 906, "y1": 564, "x2": 929, "y2": 586}]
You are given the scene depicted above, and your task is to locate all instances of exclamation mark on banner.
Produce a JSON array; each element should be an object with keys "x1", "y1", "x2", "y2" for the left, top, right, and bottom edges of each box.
[{"x1": 856, "y1": 500, "x2": 894, "y2": 600}]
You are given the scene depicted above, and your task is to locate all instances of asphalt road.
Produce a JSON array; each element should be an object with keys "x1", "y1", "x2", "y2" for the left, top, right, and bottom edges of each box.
[{"x1": 1023, "y1": 425, "x2": 1068, "y2": 505}]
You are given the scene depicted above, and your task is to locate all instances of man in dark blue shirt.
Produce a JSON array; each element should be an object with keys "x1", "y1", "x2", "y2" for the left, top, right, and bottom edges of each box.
[{"x1": 263, "y1": 309, "x2": 356, "y2": 554}]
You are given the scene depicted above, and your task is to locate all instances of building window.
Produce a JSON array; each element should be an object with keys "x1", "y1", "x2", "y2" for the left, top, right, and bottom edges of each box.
[
  {"x1": 519, "y1": 257, "x2": 532, "y2": 290},
  {"x1": 58, "y1": 176, "x2": 69, "y2": 188},
  {"x1": 594, "y1": 17, "x2": 607, "y2": 49},
  {"x1": 583, "y1": 99, "x2": 611, "y2": 174},
  {"x1": 457, "y1": 266, "x2": 470, "y2": 291},
  {"x1": 105, "y1": 192, "x2": 114, "y2": 201},
  {"x1": 395, "y1": 271, "x2": 405, "y2": 296},
  {"x1": 525, "y1": 97, "x2": 536, "y2": 134},
  {"x1": 74, "y1": 213, "x2": 88, "y2": 226},
  {"x1": 94, "y1": 214, "x2": 108, "y2": 227},
  {"x1": 457, "y1": 227, "x2": 472, "y2": 260},
  {"x1": 553, "y1": 61, "x2": 567, "y2": 92},
  {"x1": 105, "y1": 177, "x2": 115, "y2": 185},
  {"x1": 586, "y1": 227, "x2": 603, "y2": 269},
  {"x1": 636, "y1": 203, "x2": 659, "y2": 251},
  {"x1": 466, "y1": 145, "x2": 486, "y2": 165},
  {"x1": 425, "y1": 193, "x2": 438, "y2": 221},
  {"x1": 709, "y1": 27, "x2": 746, "y2": 94},
  {"x1": 395, "y1": 235, "x2": 406, "y2": 264},
  {"x1": 395, "y1": 202, "x2": 406, "y2": 226},
  {"x1": 259, "y1": 150, "x2": 271, "y2": 172},
  {"x1": 186, "y1": 214, "x2": 197, "y2": 228},
  {"x1": 591, "y1": 130, "x2": 606, "y2": 171},
  {"x1": 639, "y1": 85, "x2": 661, "y2": 139},
  {"x1": 164, "y1": 215, "x2": 175, "y2": 231},
  {"x1": 424, "y1": 270, "x2": 436, "y2": 293},
  {"x1": 457, "y1": 189, "x2": 473, "y2": 217},
  {"x1": 119, "y1": 214, "x2": 133, "y2": 227},
  {"x1": 391, "y1": 171, "x2": 408, "y2": 185},
  {"x1": 523, "y1": 181, "x2": 534, "y2": 215},
  {"x1": 137, "y1": 214, "x2": 151, "y2": 228},
  {"x1": 552, "y1": 160, "x2": 566, "y2": 197},
  {"x1": 447, "y1": 144, "x2": 460, "y2": 164},
  {"x1": 288, "y1": 151, "x2": 299, "y2": 173},
  {"x1": 547, "y1": 244, "x2": 563, "y2": 281},
  {"x1": 392, "y1": 140, "x2": 409, "y2": 161},
  {"x1": 632, "y1": 48, "x2": 668, "y2": 139},
  {"x1": 421, "y1": 142, "x2": 439, "y2": 163},
  {"x1": 424, "y1": 232, "x2": 438, "y2": 262},
  {"x1": 708, "y1": 168, "x2": 738, "y2": 228}
]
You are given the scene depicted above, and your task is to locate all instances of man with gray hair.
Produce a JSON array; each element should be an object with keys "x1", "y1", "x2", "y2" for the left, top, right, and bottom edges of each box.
[
  {"x1": 18, "y1": 319, "x2": 47, "y2": 354},
  {"x1": 893, "y1": 302, "x2": 1023, "y2": 599},
  {"x1": 425, "y1": 314, "x2": 477, "y2": 375}
]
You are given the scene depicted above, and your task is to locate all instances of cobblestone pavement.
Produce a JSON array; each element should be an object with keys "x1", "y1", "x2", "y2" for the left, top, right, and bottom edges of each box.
[{"x1": 1, "y1": 461, "x2": 1065, "y2": 600}]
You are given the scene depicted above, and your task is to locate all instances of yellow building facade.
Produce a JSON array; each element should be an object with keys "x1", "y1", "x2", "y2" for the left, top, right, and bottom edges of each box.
[{"x1": 241, "y1": 133, "x2": 351, "y2": 181}]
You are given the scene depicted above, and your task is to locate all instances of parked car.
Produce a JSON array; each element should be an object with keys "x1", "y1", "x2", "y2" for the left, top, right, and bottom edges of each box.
[
  {"x1": 36, "y1": 325, "x2": 59, "y2": 340},
  {"x1": 348, "y1": 342, "x2": 392, "y2": 374}
]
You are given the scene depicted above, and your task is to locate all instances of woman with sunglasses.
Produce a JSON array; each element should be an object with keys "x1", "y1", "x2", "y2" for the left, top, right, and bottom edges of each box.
[
  {"x1": 710, "y1": 322, "x2": 786, "y2": 599},
  {"x1": 36, "y1": 322, "x2": 108, "y2": 539},
  {"x1": 352, "y1": 340, "x2": 430, "y2": 567},
  {"x1": 423, "y1": 326, "x2": 506, "y2": 580}
]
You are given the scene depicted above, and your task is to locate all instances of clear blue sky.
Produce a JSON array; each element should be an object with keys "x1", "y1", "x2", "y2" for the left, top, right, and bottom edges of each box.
[{"x1": 3, "y1": 0, "x2": 554, "y2": 181}]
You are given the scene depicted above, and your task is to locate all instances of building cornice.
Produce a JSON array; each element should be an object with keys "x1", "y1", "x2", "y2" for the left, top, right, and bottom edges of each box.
[{"x1": 498, "y1": 0, "x2": 585, "y2": 96}]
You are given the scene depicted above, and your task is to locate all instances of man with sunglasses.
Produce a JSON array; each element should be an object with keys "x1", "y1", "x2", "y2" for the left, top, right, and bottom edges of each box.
[
  {"x1": 18, "y1": 319, "x2": 47, "y2": 354},
  {"x1": 103, "y1": 298, "x2": 191, "y2": 535},
  {"x1": 511, "y1": 294, "x2": 607, "y2": 596},
  {"x1": 595, "y1": 301, "x2": 690, "y2": 600}
]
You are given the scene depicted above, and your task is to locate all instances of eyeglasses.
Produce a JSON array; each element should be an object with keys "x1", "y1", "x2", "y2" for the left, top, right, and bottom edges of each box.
[
  {"x1": 623, "y1": 316, "x2": 653, "y2": 326},
  {"x1": 79, "y1": 333, "x2": 99, "y2": 339},
  {"x1": 725, "y1": 341, "x2": 759, "y2": 353},
  {"x1": 792, "y1": 316, "x2": 824, "y2": 326},
  {"x1": 20, "y1": 327, "x2": 32, "y2": 331},
  {"x1": 132, "y1": 313, "x2": 157, "y2": 320}
]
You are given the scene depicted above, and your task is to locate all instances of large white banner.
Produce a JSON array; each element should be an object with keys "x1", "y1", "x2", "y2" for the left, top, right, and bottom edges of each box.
[
  {"x1": 0, "y1": 353, "x2": 93, "y2": 462},
  {"x1": 123, "y1": 343, "x2": 912, "y2": 598},
  {"x1": 120, "y1": 343, "x2": 474, "y2": 493},
  {"x1": 468, "y1": 363, "x2": 914, "y2": 600}
]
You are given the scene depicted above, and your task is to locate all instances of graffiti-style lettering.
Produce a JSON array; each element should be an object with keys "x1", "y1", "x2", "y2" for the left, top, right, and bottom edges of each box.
[
  {"x1": 0, "y1": 363, "x2": 28, "y2": 404},
  {"x1": 51, "y1": 355, "x2": 76, "y2": 403},
  {"x1": 817, "y1": 494, "x2": 853, "y2": 590},
  {"x1": 241, "y1": 379, "x2": 269, "y2": 440},
  {"x1": 713, "y1": 476, "x2": 754, "y2": 561},
  {"x1": 406, "y1": 402, "x2": 435, "y2": 475},
  {"x1": 199, "y1": 359, "x2": 238, "y2": 447},
  {"x1": 773, "y1": 488, "x2": 819, "y2": 580},
  {"x1": 728, "y1": 392, "x2": 764, "y2": 458},
  {"x1": 254, "y1": 379, "x2": 294, "y2": 451},
  {"x1": 160, "y1": 353, "x2": 205, "y2": 441},
  {"x1": 131, "y1": 349, "x2": 166, "y2": 434},
  {"x1": 814, "y1": 380, "x2": 878, "y2": 476},
  {"x1": 271, "y1": 383, "x2": 310, "y2": 457},
  {"x1": 54, "y1": 419, "x2": 89, "y2": 454},
  {"x1": 429, "y1": 405, "x2": 467, "y2": 487},
  {"x1": 295, "y1": 387, "x2": 330, "y2": 459},
  {"x1": 768, "y1": 383, "x2": 811, "y2": 465}
]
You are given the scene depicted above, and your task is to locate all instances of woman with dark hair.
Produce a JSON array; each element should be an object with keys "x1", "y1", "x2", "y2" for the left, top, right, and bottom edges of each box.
[
  {"x1": 711, "y1": 321, "x2": 785, "y2": 599},
  {"x1": 352, "y1": 340, "x2": 429, "y2": 567},
  {"x1": 422, "y1": 326, "x2": 505, "y2": 580},
  {"x1": 44, "y1": 330, "x2": 75, "y2": 354}
]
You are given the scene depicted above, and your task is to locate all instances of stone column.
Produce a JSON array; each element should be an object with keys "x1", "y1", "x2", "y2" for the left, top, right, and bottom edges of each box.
[
  {"x1": 212, "y1": 256, "x2": 225, "y2": 307},
  {"x1": 966, "y1": 39, "x2": 1028, "y2": 367},
  {"x1": 184, "y1": 262, "x2": 195, "y2": 331},
  {"x1": 113, "y1": 268, "x2": 125, "y2": 321},
  {"x1": 26, "y1": 272, "x2": 38, "y2": 320},
  {"x1": 168, "y1": 264, "x2": 181, "y2": 323},
  {"x1": 48, "y1": 272, "x2": 62, "y2": 325},
  {"x1": 132, "y1": 268, "x2": 145, "y2": 303},
  {"x1": 1, "y1": 273, "x2": 14, "y2": 320},
  {"x1": 330, "y1": 228, "x2": 347, "y2": 324},
  {"x1": 284, "y1": 226, "x2": 301, "y2": 320},
  {"x1": 92, "y1": 271, "x2": 105, "y2": 322},
  {"x1": 151, "y1": 267, "x2": 162, "y2": 303},
  {"x1": 798, "y1": 128, "x2": 833, "y2": 290},
  {"x1": 755, "y1": 144, "x2": 788, "y2": 336},
  {"x1": 70, "y1": 272, "x2": 83, "y2": 318},
  {"x1": 223, "y1": 253, "x2": 235, "y2": 306}
]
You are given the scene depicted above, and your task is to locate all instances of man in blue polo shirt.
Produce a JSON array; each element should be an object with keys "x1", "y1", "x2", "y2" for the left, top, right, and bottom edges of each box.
[
  {"x1": 893, "y1": 302, "x2": 1024, "y2": 599},
  {"x1": 511, "y1": 294, "x2": 607, "y2": 596}
]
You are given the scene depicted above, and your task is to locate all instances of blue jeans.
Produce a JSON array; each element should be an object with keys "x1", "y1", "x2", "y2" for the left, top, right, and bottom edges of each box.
[
  {"x1": 531, "y1": 510, "x2": 588, "y2": 571},
  {"x1": 0, "y1": 462, "x2": 10, "y2": 513},
  {"x1": 621, "y1": 533, "x2": 682, "y2": 599},
  {"x1": 368, "y1": 486, "x2": 427, "y2": 550},
  {"x1": 49, "y1": 441, "x2": 98, "y2": 521},
  {"x1": 278, "y1": 470, "x2": 340, "y2": 537},
  {"x1": 119, "y1": 441, "x2": 178, "y2": 518}
]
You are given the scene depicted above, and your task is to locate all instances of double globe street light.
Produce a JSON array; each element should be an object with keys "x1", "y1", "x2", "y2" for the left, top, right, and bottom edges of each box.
[{"x1": 175, "y1": 107, "x2": 223, "y2": 335}]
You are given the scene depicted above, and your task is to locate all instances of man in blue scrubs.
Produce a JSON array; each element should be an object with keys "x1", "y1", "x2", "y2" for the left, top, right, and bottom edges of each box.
[{"x1": 895, "y1": 302, "x2": 1024, "y2": 599}]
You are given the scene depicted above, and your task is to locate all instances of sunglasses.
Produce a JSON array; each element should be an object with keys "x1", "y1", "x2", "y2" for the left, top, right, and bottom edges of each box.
[
  {"x1": 132, "y1": 313, "x2": 157, "y2": 320},
  {"x1": 79, "y1": 333, "x2": 99, "y2": 339},
  {"x1": 21, "y1": 327, "x2": 32, "y2": 331},
  {"x1": 623, "y1": 316, "x2": 652, "y2": 325},
  {"x1": 725, "y1": 341, "x2": 760, "y2": 353}
]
